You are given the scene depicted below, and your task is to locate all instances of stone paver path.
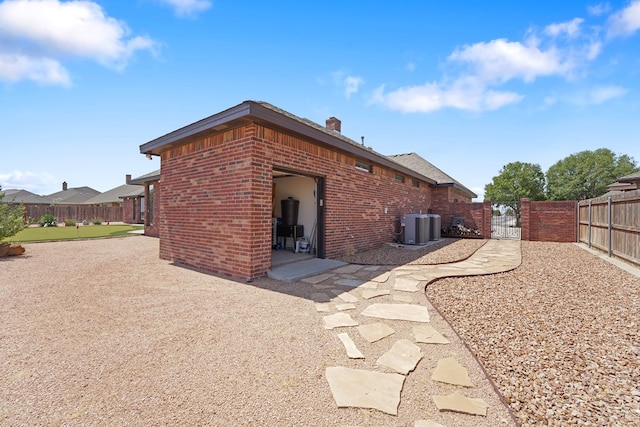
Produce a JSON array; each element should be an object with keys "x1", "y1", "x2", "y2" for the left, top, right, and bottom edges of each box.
[{"x1": 303, "y1": 239, "x2": 521, "y2": 425}]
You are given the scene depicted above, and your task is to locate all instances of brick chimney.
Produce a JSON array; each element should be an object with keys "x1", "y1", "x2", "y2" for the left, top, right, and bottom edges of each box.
[
  {"x1": 326, "y1": 117, "x2": 341, "y2": 133},
  {"x1": 62, "y1": 181, "x2": 68, "y2": 191},
  {"x1": 126, "y1": 174, "x2": 131, "y2": 184}
]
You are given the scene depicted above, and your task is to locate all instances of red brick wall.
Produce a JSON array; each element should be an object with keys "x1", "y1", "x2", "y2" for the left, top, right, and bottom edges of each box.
[
  {"x1": 432, "y1": 200, "x2": 491, "y2": 238},
  {"x1": 156, "y1": 123, "x2": 435, "y2": 279},
  {"x1": 521, "y1": 199, "x2": 577, "y2": 242}
]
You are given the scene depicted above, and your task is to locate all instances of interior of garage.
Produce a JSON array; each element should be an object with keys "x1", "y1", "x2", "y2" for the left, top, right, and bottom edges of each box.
[{"x1": 271, "y1": 169, "x2": 319, "y2": 267}]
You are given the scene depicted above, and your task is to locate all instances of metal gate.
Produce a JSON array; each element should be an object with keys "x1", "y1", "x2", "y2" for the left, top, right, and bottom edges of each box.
[{"x1": 491, "y1": 202, "x2": 521, "y2": 240}]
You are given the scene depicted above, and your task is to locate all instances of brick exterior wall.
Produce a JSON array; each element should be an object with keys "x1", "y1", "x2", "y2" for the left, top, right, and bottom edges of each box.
[
  {"x1": 157, "y1": 123, "x2": 435, "y2": 279},
  {"x1": 431, "y1": 200, "x2": 491, "y2": 238},
  {"x1": 521, "y1": 198, "x2": 577, "y2": 242},
  {"x1": 122, "y1": 197, "x2": 144, "y2": 224}
]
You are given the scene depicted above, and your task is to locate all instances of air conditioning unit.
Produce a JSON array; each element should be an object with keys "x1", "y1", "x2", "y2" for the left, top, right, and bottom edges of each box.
[{"x1": 402, "y1": 214, "x2": 430, "y2": 244}]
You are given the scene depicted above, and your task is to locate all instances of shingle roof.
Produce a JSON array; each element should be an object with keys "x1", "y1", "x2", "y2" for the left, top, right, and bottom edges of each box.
[
  {"x1": 84, "y1": 184, "x2": 145, "y2": 205},
  {"x1": 387, "y1": 153, "x2": 477, "y2": 198},
  {"x1": 128, "y1": 169, "x2": 160, "y2": 185},
  {"x1": 140, "y1": 100, "x2": 438, "y2": 186},
  {"x1": 1, "y1": 189, "x2": 52, "y2": 204},
  {"x1": 618, "y1": 171, "x2": 640, "y2": 183},
  {"x1": 46, "y1": 186, "x2": 101, "y2": 204}
]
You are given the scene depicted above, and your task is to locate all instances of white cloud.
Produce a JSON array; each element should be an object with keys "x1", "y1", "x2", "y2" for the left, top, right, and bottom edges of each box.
[
  {"x1": 372, "y1": 16, "x2": 609, "y2": 114},
  {"x1": 371, "y1": 78, "x2": 523, "y2": 113},
  {"x1": 156, "y1": 0, "x2": 212, "y2": 17},
  {"x1": 607, "y1": 0, "x2": 640, "y2": 38},
  {"x1": 587, "y1": 85, "x2": 628, "y2": 103},
  {"x1": 0, "y1": 53, "x2": 70, "y2": 85},
  {"x1": 448, "y1": 37, "x2": 571, "y2": 83},
  {"x1": 0, "y1": 170, "x2": 55, "y2": 194},
  {"x1": 587, "y1": 3, "x2": 611, "y2": 16},
  {"x1": 332, "y1": 70, "x2": 364, "y2": 99},
  {"x1": 544, "y1": 18, "x2": 584, "y2": 38},
  {"x1": 0, "y1": 0, "x2": 157, "y2": 85}
]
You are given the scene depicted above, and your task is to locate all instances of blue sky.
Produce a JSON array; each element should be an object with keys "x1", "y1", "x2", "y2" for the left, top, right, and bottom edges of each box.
[{"x1": 1, "y1": 0, "x2": 639, "y2": 200}]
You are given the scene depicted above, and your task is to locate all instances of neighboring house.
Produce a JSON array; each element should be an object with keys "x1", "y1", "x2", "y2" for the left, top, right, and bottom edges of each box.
[
  {"x1": 388, "y1": 153, "x2": 476, "y2": 203},
  {"x1": 604, "y1": 171, "x2": 640, "y2": 195},
  {"x1": 139, "y1": 100, "x2": 476, "y2": 280},
  {"x1": 125, "y1": 170, "x2": 160, "y2": 229},
  {"x1": 47, "y1": 182, "x2": 100, "y2": 204},
  {"x1": 1, "y1": 189, "x2": 52, "y2": 205}
]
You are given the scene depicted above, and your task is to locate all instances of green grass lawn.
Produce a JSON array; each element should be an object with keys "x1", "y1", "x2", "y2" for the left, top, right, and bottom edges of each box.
[{"x1": 3, "y1": 224, "x2": 144, "y2": 243}]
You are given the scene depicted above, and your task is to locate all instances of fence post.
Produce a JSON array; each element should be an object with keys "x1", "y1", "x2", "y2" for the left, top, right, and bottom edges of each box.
[
  {"x1": 576, "y1": 201, "x2": 580, "y2": 243},
  {"x1": 607, "y1": 197, "x2": 612, "y2": 258},
  {"x1": 588, "y1": 200, "x2": 592, "y2": 248}
]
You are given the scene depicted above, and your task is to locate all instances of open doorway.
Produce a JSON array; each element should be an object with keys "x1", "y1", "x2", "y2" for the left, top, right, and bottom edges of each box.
[{"x1": 272, "y1": 168, "x2": 324, "y2": 268}]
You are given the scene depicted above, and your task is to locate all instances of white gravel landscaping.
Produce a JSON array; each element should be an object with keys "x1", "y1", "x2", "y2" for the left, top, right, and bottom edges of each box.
[{"x1": 426, "y1": 241, "x2": 640, "y2": 426}]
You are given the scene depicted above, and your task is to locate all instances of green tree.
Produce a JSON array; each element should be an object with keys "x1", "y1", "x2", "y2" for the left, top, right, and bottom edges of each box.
[
  {"x1": 0, "y1": 186, "x2": 27, "y2": 241},
  {"x1": 484, "y1": 162, "x2": 546, "y2": 226},
  {"x1": 546, "y1": 148, "x2": 638, "y2": 200}
]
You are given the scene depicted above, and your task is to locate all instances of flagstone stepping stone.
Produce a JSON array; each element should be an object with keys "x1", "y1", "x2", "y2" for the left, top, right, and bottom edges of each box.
[
  {"x1": 336, "y1": 303, "x2": 356, "y2": 311},
  {"x1": 333, "y1": 264, "x2": 364, "y2": 274},
  {"x1": 325, "y1": 366, "x2": 405, "y2": 415},
  {"x1": 392, "y1": 294, "x2": 414, "y2": 303},
  {"x1": 414, "y1": 420, "x2": 445, "y2": 427},
  {"x1": 337, "y1": 332, "x2": 364, "y2": 359},
  {"x1": 330, "y1": 289, "x2": 358, "y2": 303},
  {"x1": 412, "y1": 325, "x2": 450, "y2": 344},
  {"x1": 370, "y1": 271, "x2": 391, "y2": 282},
  {"x1": 323, "y1": 312, "x2": 358, "y2": 329},
  {"x1": 335, "y1": 278, "x2": 365, "y2": 287},
  {"x1": 432, "y1": 393, "x2": 489, "y2": 416},
  {"x1": 431, "y1": 357, "x2": 473, "y2": 387},
  {"x1": 312, "y1": 284, "x2": 335, "y2": 290},
  {"x1": 303, "y1": 273, "x2": 335, "y2": 284},
  {"x1": 361, "y1": 303, "x2": 430, "y2": 322},
  {"x1": 362, "y1": 265, "x2": 381, "y2": 271},
  {"x1": 357, "y1": 322, "x2": 395, "y2": 343},
  {"x1": 359, "y1": 281, "x2": 379, "y2": 289},
  {"x1": 361, "y1": 289, "x2": 390, "y2": 299},
  {"x1": 394, "y1": 277, "x2": 422, "y2": 292},
  {"x1": 310, "y1": 292, "x2": 330, "y2": 302},
  {"x1": 315, "y1": 303, "x2": 330, "y2": 312},
  {"x1": 376, "y1": 339, "x2": 423, "y2": 375}
]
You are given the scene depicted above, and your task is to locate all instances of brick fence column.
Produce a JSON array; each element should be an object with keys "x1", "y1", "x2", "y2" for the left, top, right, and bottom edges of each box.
[
  {"x1": 483, "y1": 200, "x2": 492, "y2": 239},
  {"x1": 520, "y1": 198, "x2": 531, "y2": 241}
]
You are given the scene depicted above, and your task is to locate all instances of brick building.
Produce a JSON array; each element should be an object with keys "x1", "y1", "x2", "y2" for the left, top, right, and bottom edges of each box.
[{"x1": 139, "y1": 101, "x2": 475, "y2": 279}]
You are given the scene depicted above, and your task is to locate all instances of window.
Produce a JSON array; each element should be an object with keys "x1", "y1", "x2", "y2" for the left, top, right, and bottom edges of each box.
[
  {"x1": 394, "y1": 174, "x2": 405, "y2": 183},
  {"x1": 411, "y1": 179, "x2": 420, "y2": 188},
  {"x1": 355, "y1": 160, "x2": 372, "y2": 173}
]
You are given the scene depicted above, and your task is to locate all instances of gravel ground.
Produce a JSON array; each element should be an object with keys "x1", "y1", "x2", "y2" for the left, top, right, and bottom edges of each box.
[
  {"x1": 340, "y1": 238, "x2": 486, "y2": 266},
  {"x1": 426, "y1": 241, "x2": 640, "y2": 426},
  {"x1": 5, "y1": 237, "x2": 635, "y2": 426},
  {"x1": 1, "y1": 236, "x2": 512, "y2": 426}
]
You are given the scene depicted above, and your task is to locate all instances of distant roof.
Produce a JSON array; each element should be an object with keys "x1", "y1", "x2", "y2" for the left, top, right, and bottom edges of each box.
[
  {"x1": 47, "y1": 186, "x2": 100, "y2": 204},
  {"x1": 128, "y1": 169, "x2": 160, "y2": 185},
  {"x1": 387, "y1": 153, "x2": 477, "y2": 198},
  {"x1": 140, "y1": 101, "x2": 438, "y2": 186},
  {"x1": 606, "y1": 181, "x2": 637, "y2": 192},
  {"x1": 1, "y1": 189, "x2": 52, "y2": 204},
  {"x1": 84, "y1": 184, "x2": 145, "y2": 205},
  {"x1": 618, "y1": 171, "x2": 640, "y2": 183}
]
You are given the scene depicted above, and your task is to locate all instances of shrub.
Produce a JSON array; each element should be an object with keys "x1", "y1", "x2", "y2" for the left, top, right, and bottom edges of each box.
[
  {"x1": 39, "y1": 214, "x2": 57, "y2": 227},
  {"x1": 92, "y1": 218, "x2": 103, "y2": 225},
  {"x1": 0, "y1": 186, "x2": 27, "y2": 240},
  {"x1": 64, "y1": 219, "x2": 76, "y2": 227}
]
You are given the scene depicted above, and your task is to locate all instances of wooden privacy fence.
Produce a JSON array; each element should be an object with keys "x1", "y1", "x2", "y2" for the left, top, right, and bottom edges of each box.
[
  {"x1": 23, "y1": 204, "x2": 123, "y2": 223},
  {"x1": 578, "y1": 190, "x2": 640, "y2": 267}
]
